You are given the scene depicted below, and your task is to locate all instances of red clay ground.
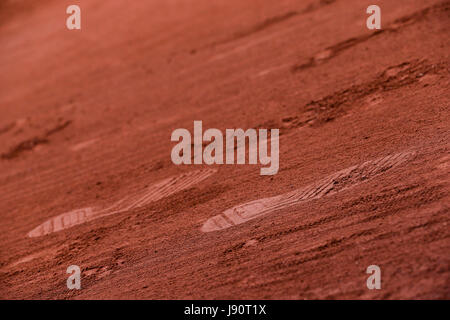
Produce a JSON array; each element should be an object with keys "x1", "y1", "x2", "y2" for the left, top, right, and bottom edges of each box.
[{"x1": 0, "y1": 0, "x2": 449, "y2": 299}]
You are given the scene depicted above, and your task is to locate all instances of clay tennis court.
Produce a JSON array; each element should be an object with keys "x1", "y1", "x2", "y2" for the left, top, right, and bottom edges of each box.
[{"x1": 0, "y1": 0, "x2": 449, "y2": 299}]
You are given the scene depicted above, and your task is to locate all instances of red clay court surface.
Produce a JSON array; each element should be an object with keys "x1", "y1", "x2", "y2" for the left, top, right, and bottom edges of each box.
[{"x1": 0, "y1": 0, "x2": 449, "y2": 299}]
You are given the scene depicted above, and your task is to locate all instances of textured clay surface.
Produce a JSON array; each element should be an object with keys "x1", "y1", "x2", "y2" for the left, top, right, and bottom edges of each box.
[{"x1": 0, "y1": 0, "x2": 449, "y2": 299}]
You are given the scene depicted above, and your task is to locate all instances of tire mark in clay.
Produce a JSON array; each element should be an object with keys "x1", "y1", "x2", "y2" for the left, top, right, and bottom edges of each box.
[
  {"x1": 201, "y1": 152, "x2": 415, "y2": 232},
  {"x1": 28, "y1": 169, "x2": 217, "y2": 237}
]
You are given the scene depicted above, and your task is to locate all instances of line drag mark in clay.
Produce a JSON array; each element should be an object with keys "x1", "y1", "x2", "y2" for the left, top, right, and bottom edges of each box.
[
  {"x1": 201, "y1": 152, "x2": 415, "y2": 232},
  {"x1": 28, "y1": 169, "x2": 217, "y2": 237}
]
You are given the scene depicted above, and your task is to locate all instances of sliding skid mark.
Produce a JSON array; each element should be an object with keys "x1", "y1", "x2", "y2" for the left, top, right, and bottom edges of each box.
[
  {"x1": 291, "y1": 1, "x2": 450, "y2": 73},
  {"x1": 283, "y1": 60, "x2": 447, "y2": 129},
  {"x1": 27, "y1": 169, "x2": 217, "y2": 237},
  {"x1": 1, "y1": 120, "x2": 72, "y2": 160},
  {"x1": 201, "y1": 152, "x2": 415, "y2": 232}
]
